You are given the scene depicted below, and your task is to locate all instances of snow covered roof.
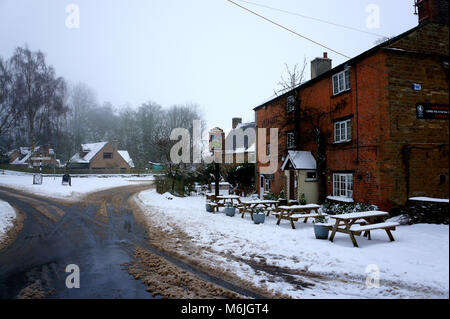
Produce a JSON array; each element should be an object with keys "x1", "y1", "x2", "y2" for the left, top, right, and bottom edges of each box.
[
  {"x1": 281, "y1": 151, "x2": 317, "y2": 171},
  {"x1": 82, "y1": 142, "x2": 108, "y2": 162},
  {"x1": 409, "y1": 197, "x2": 449, "y2": 203},
  {"x1": 11, "y1": 151, "x2": 31, "y2": 165},
  {"x1": 117, "y1": 150, "x2": 135, "y2": 168},
  {"x1": 70, "y1": 142, "x2": 107, "y2": 163}
]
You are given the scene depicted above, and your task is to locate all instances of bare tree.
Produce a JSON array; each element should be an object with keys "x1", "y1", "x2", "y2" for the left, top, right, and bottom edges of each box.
[
  {"x1": 0, "y1": 57, "x2": 22, "y2": 138},
  {"x1": 9, "y1": 46, "x2": 67, "y2": 165},
  {"x1": 275, "y1": 59, "x2": 307, "y2": 96}
]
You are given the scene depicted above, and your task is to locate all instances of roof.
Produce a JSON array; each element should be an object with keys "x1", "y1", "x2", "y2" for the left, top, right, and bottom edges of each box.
[
  {"x1": 117, "y1": 150, "x2": 135, "y2": 168},
  {"x1": 281, "y1": 151, "x2": 317, "y2": 171},
  {"x1": 69, "y1": 142, "x2": 107, "y2": 163},
  {"x1": 225, "y1": 122, "x2": 256, "y2": 154},
  {"x1": 10, "y1": 145, "x2": 54, "y2": 165},
  {"x1": 253, "y1": 22, "x2": 430, "y2": 111}
]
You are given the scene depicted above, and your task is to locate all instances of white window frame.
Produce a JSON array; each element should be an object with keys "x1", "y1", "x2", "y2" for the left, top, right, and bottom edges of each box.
[
  {"x1": 334, "y1": 119, "x2": 352, "y2": 143},
  {"x1": 287, "y1": 95, "x2": 296, "y2": 113},
  {"x1": 332, "y1": 69, "x2": 350, "y2": 95},
  {"x1": 333, "y1": 173, "x2": 353, "y2": 199},
  {"x1": 264, "y1": 179, "x2": 271, "y2": 192},
  {"x1": 286, "y1": 131, "x2": 295, "y2": 149}
]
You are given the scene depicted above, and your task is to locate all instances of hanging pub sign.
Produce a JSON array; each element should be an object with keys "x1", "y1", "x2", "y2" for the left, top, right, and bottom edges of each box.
[{"x1": 416, "y1": 103, "x2": 449, "y2": 120}]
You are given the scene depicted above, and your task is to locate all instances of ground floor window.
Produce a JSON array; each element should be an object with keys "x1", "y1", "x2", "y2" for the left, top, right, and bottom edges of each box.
[
  {"x1": 264, "y1": 179, "x2": 271, "y2": 192},
  {"x1": 333, "y1": 173, "x2": 353, "y2": 198},
  {"x1": 306, "y1": 171, "x2": 317, "y2": 181}
]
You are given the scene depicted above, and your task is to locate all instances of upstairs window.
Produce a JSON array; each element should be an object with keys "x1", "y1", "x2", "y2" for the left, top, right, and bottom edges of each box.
[
  {"x1": 286, "y1": 131, "x2": 296, "y2": 149},
  {"x1": 287, "y1": 95, "x2": 296, "y2": 113},
  {"x1": 103, "y1": 152, "x2": 113, "y2": 159},
  {"x1": 267, "y1": 143, "x2": 271, "y2": 156},
  {"x1": 332, "y1": 69, "x2": 350, "y2": 95},
  {"x1": 334, "y1": 119, "x2": 352, "y2": 143}
]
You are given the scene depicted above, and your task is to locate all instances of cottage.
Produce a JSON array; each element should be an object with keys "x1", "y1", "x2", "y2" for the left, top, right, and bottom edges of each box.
[
  {"x1": 68, "y1": 139, "x2": 135, "y2": 171},
  {"x1": 254, "y1": 0, "x2": 449, "y2": 210},
  {"x1": 8, "y1": 145, "x2": 61, "y2": 168}
]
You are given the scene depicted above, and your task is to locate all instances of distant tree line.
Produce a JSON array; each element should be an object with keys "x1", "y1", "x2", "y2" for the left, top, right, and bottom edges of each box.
[{"x1": 0, "y1": 46, "x2": 205, "y2": 168}]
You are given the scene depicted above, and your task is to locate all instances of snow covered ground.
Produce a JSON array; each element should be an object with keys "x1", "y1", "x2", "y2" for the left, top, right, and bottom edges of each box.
[
  {"x1": 0, "y1": 170, "x2": 154, "y2": 201},
  {"x1": 0, "y1": 199, "x2": 16, "y2": 242},
  {"x1": 135, "y1": 189, "x2": 449, "y2": 299}
]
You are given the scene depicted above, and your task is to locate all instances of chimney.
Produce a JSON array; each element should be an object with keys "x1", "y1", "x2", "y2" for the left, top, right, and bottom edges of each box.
[
  {"x1": 415, "y1": 0, "x2": 449, "y2": 25},
  {"x1": 113, "y1": 139, "x2": 118, "y2": 153},
  {"x1": 232, "y1": 117, "x2": 242, "y2": 129},
  {"x1": 311, "y1": 52, "x2": 332, "y2": 79}
]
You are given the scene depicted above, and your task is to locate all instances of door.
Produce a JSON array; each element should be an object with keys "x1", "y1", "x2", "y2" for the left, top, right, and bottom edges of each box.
[
  {"x1": 260, "y1": 175, "x2": 265, "y2": 200},
  {"x1": 289, "y1": 170, "x2": 295, "y2": 200}
]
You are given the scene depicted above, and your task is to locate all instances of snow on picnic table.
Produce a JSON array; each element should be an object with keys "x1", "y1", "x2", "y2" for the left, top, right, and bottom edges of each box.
[
  {"x1": 0, "y1": 170, "x2": 154, "y2": 201},
  {"x1": 0, "y1": 199, "x2": 16, "y2": 241},
  {"x1": 136, "y1": 189, "x2": 449, "y2": 299}
]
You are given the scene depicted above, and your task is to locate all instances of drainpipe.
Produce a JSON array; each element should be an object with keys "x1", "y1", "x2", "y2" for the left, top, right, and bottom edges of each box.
[{"x1": 354, "y1": 64, "x2": 360, "y2": 163}]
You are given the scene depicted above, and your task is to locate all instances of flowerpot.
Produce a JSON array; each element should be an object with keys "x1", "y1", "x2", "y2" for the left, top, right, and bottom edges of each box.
[
  {"x1": 314, "y1": 224, "x2": 329, "y2": 240},
  {"x1": 224, "y1": 207, "x2": 236, "y2": 217},
  {"x1": 206, "y1": 203, "x2": 214, "y2": 213},
  {"x1": 253, "y1": 213, "x2": 265, "y2": 224}
]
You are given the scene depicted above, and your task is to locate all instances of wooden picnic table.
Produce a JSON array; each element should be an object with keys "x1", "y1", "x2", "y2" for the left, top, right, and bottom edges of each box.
[
  {"x1": 328, "y1": 211, "x2": 400, "y2": 247},
  {"x1": 273, "y1": 204, "x2": 322, "y2": 229},
  {"x1": 212, "y1": 195, "x2": 243, "y2": 212},
  {"x1": 239, "y1": 200, "x2": 279, "y2": 220}
]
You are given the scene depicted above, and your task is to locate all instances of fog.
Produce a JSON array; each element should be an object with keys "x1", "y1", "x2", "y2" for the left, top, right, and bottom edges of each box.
[{"x1": 0, "y1": 0, "x2": 417, "y2": 131}]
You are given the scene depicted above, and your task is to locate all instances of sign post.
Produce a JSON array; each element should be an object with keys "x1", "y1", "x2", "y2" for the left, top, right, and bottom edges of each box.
[
  {"x1": 30, "y1": 156, "x2": 51, "y2": 185},
  {"x1": 209, "y1": 128, "x2": 225, "y2": 197}
]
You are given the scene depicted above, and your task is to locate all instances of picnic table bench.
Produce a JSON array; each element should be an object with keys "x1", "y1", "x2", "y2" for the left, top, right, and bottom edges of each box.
[
  {"x1": 212, "y1": 195, "x2": 242, "y2": 212},
  {"x1": 273, "y1": 204, "x2": 322, "y2": 229},
  {"x1": 328, "y1": 211, "x2": 400, "y2": 247},
  {"x1": 239, "y1": 200, "x2": 279, "y2": 220}
]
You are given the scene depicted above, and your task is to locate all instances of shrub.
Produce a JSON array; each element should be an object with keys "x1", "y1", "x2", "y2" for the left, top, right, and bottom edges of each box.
[{"x1": 321, "y1": 200, "x2": 378, "y2": 215}]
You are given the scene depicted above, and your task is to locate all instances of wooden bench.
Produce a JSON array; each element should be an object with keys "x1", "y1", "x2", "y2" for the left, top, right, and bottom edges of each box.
[
  {"x1": 350, "y1": 222, "x2": 400, "y2": 241},
  {"x1": 329, "y1": 211, "x2": 399, "y2": 247}
]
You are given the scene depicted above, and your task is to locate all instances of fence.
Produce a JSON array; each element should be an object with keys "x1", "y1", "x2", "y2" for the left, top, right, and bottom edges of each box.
[{"x1": 0, "y1": 164, "x2": 163, "y2": 176}]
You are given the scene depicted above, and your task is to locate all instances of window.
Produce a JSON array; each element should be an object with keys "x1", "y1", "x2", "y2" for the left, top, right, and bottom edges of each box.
[
  {"x1": 306, "y1": 171, "x2": 317, "y2": 181},
  {"x1": 287, "y1": 131, "x2": 295, "y2": 149},
  {"x1": 267, "y1": 143, "x2": 271, "y2": 156},
  {"x1": 264, "y1": 179, "x2": 271, "y2": 192},
  {"x1": 103, "y1": 152, "x2": 113, "y2": 159},
  {"x1": 334, "y1": 119, "x2": 352, "y2": 143},
  {"x1": 332, "y1": 69, "x2": 350, "y2": 95},
  {"x1": 287, "y1": 95, "x2": 296, "y2": 113},
  {"x1": 333, "y1": 173, "x2": 353, "y2": 198}
]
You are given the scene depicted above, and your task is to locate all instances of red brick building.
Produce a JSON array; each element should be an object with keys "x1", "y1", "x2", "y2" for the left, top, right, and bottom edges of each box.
[{"x1": 254, "y1": 0, "x2": 449, "y2": 210}]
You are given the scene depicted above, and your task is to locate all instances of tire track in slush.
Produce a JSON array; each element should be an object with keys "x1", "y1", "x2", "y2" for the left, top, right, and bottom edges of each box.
[{"x1": 0, "y1": 185, "x2": 268, "y2": 299}]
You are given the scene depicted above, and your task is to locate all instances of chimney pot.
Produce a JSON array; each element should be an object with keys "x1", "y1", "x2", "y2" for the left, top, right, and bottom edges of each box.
[{"x1": 232, "y1": 118, "x2": 242, "y2": 129}]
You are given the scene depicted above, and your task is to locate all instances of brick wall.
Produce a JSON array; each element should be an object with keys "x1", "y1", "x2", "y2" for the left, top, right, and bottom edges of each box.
[
  {"x1": 255, "y1": 22, "x2": 449, "y2": 210},
  {"x1": 89, "y1": 143, "x2": 131, "y2": 170}
]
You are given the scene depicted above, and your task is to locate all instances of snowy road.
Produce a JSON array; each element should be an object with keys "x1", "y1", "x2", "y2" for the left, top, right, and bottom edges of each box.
[{"x1": 0, "y1": 185, "x2": 262, "y2": 299}]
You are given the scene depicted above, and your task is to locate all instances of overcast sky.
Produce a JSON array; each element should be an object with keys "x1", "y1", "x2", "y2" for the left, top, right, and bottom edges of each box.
[{"x1": 0, "y1": 0, "x2": 418, "y2": 131}]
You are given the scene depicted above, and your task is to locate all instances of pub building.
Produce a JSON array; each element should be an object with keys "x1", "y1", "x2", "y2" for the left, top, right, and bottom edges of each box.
[{"x1": 254, "y1": 0, "x2": 449, "y2": 211}]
